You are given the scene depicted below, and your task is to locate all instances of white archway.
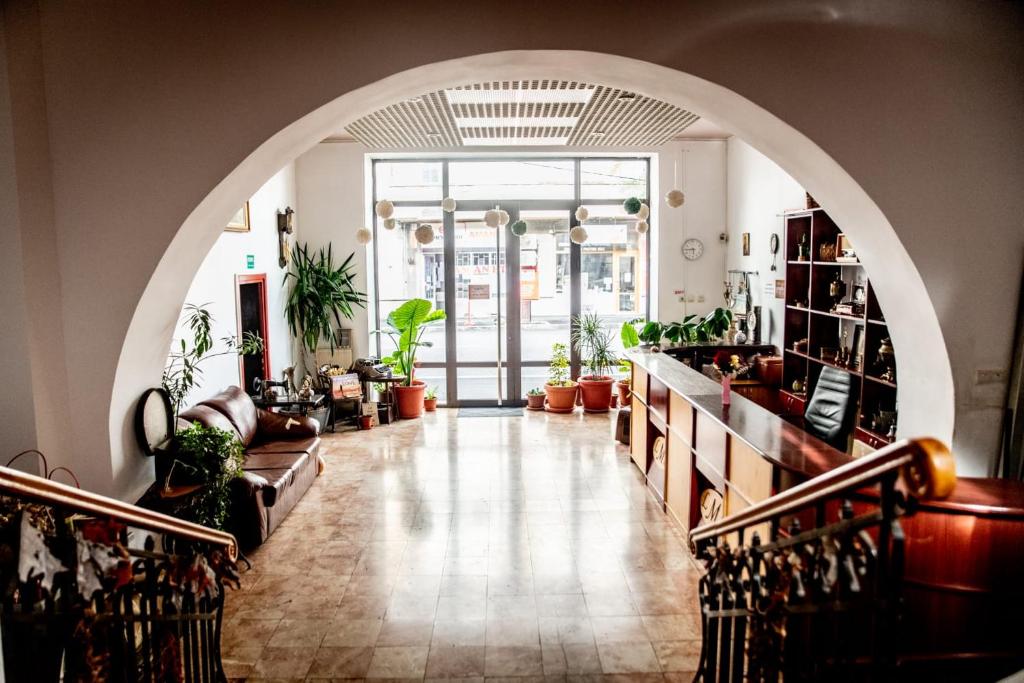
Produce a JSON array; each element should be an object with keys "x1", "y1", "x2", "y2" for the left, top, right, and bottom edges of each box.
[{"x1": 111, "y1": 50, "x2": 953, "y2": 484}]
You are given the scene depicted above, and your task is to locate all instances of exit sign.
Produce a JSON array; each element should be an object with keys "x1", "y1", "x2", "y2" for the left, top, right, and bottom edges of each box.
[{"x1": 246, "y1": 254, "x2": 255, "y2": 269}]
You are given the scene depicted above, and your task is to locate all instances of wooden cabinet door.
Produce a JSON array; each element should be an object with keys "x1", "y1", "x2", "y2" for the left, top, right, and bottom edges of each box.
[{"x1": 630, "y1": 398, "x2": 648, "y2": 471}]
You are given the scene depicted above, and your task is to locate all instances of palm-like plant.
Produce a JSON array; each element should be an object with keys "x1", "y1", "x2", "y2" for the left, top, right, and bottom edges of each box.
[
  {"x1": 376, "y1": 298, "x2": 446, "y2": 387},
  {"x1": 572, "y1": 312, "x2": 616, "y2": 377},
  {"x1": 284, "y1": 243, "x2": 366, "y2": 357}
]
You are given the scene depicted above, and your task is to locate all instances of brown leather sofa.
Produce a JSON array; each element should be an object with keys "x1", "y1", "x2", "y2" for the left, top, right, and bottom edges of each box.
[{"x1": 179, "y1": 386, "x2": 322, "y2": 549}]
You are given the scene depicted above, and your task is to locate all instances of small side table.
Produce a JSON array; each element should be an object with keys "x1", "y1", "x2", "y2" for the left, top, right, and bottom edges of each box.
[{"x1": 362, "y1": 376, "x2": 407, "y2": 424}]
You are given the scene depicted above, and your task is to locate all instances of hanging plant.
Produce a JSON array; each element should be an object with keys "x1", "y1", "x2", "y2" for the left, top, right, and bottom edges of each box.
[
  {"x1": 623, "y1": 197, "x2": 642, "y2": 215},
  {"x1": 511, "y1": 220, "x2": 528, "y2": 236}
]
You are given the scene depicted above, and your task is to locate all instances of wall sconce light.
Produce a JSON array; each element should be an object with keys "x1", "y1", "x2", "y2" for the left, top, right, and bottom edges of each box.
[
  {"x1": 277, "y1": 206, "x2": 295, "y2": 234},
  {"x1": 278, "y1": 207, "x2": 295, "y2": 267}
]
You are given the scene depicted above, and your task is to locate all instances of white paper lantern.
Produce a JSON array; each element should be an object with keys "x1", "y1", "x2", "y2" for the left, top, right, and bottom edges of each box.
[
  {"x1": 497, "y1": 209, "x2": 510, "y2": 226},
  {"x1": 665, "y1": 189, "x2": 685, "y2": 208},
  {"x1": 569, "y1": 226, "x2": 588, "y2": 244},
  {"x1": 484, "y1": 209, "x2": 501, "y2": 228},
  {"x1": 355, "y1": 227, "x2": 373, "y2": 245},
  {"x1": 637, "y1": 203, "x2": 650, "y2": 220},
  {"x1": 441, "y1": 197, "x2": 457, "y2": 213},
  {"x1": 414, "y1": 224, "x2": 435, "y2": 245},
  {"x1": 375, "y1": 199, "x2": 395, "y2": 219},
  {"x1": 574, "y1": 206, "x2": 589, "y2": 222},
  {"x1": 635, "y1": 220, "x2": 649, "y2": 234},
  {"x1": 382, "y1": 217, "x2": 396, "y2": 230}
]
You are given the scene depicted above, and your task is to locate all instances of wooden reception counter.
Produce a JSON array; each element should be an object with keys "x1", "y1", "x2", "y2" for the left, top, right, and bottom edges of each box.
[
  {"x1": 627, "y1": 348, "x2": 1024, "y2": 676},
  {"x1": 627, "y1": 348, "x2": 854, "y2": 536}
]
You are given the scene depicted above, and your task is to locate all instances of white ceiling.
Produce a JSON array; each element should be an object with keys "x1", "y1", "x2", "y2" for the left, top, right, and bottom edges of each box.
[{"x1": 335, "y1": 80, "x2": 729, "y2": 148}]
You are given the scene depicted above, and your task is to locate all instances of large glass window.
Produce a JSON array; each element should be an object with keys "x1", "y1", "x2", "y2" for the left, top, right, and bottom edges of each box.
[
  {"x1": 448, "y1": 160, "x2": 574, "y2": 200},
  {"x1": 370, "y1": 157, "x2": 650, "y2": 406}
]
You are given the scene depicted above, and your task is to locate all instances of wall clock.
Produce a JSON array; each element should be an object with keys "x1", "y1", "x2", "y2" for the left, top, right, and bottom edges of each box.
[
  {"x1": 682, "y1": 238, "x2": 704, "y2": 261},
  {"x1": 769, "y1": 233, "x2": 780, "y2": 271}
]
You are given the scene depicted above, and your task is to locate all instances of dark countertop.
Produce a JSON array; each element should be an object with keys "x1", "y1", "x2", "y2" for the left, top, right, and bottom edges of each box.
[{"x1": 628, "y1": 348, "x2": 854, "y2": 479}]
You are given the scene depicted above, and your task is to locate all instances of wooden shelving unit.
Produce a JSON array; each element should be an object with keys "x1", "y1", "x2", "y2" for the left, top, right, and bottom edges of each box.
[{"x1": 782, "y1": 208, "x2": 898, "y2": 450}]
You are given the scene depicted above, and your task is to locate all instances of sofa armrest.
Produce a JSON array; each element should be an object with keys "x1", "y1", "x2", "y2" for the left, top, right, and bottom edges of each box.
[
  {"x1": 237, "y1": 470, "x2": 278, "y2": 507},
  {"x1": 256, "y1": 408, "x2": 320, "y2": 439}
]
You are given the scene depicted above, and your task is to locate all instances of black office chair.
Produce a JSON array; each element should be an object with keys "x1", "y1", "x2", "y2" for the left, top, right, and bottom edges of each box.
[{"x1": 801, "y1": 366, "x2": 857, "y2": 450}]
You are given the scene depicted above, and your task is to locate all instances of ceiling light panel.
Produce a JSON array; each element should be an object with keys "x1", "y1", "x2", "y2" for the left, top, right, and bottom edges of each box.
[
  {"x1": 444, "y1": 88, "x2": 595, "y2": 105},
  {"x1": 465, "y1": 136, "x2": 571, "y2": 146},
  {"x1": 454, "y1": 116, "x2": 580, "y2": 128}
]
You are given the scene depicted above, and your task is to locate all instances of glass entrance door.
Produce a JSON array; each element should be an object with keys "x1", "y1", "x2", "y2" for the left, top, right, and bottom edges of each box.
[{"x1": 451, "y1": 210, "x2": 509, "y2": 403}]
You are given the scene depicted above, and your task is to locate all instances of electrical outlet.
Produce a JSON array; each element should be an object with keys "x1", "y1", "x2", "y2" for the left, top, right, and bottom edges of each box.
[
  {"x1": 697, "y1": 295, "x2": 705, "y2": 303},
  {"x1": 976, "y1": 368, "x2": 1007, "y2": 385},
  {"x1": 687, "y1": 295, "x2": 695, "y2": 303}
]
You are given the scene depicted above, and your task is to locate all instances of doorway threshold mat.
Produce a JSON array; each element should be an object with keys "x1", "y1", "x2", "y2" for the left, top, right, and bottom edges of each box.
[{"x1": 458, "y1": 407, "x2": 524, "y2": 418}]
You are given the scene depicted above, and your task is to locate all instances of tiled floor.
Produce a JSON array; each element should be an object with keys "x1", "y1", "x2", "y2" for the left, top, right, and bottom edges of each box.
[{"x1": 222, "y1": 408, "x2": 702, "y2": 681}]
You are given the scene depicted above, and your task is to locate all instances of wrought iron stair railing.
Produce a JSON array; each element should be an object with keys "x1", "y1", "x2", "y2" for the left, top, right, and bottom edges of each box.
[
  {"x1": 688, "y1": 437, "x2": 956, "y2": 682},
  {"x1": 0, "y1": 464, "x2": 239, "y2": 682}
]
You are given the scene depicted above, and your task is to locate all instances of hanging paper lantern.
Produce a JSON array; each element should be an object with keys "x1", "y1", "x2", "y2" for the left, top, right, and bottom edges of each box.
[
  {"x1": 414, "y1": 224, "x2": 435, "y2": 245},
  {"x1": 637, "y1": 203, "x2": 650, "y2": 220},
  {"x1": 484, "y1": 209, "x2": 501, "y2": 228},
  {"x1": 382, "y1": 217, "x2": 397, "y2": 230},
  {"x1": 355, "y1": 227, "x2": 373, "y2": 245},
  {"x1": 497, "y1": 209, "x2": 510, "y2": 226},
  {"x1": 623, "y1": 197, "x2": 642, "y2": 215},
  {"x1": 375, "y1": 199, "x2": 394, "y2": 219},
  {"x1": 511, "y1": 220, "x2": 528, "y2": 236},
  {"x1": 569, "y1": 226, "x2": 589, "y2": 244},
  {"x1": 575, "y1": 206, "x2": 589, "y2": 222},
  {"x1": 635, "y1": 220, "x2": 649, "y2": 234},
  {"x1": 441, "y1": 197, "x2": 457, "y2": 213},
  {"x1": 665, "y1": 189, "x2": 685, "y2": 208}
]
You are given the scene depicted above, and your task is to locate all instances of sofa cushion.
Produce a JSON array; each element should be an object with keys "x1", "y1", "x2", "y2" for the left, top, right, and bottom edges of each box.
[
  {"x1": 199, "y1": 386, "x2": 258, "y2": 446},
  {"x1": 244, "y1": 449, "x2": 313, "y2": 470},
  {"x1": 256, "y1": 409, "x2": 320, "y2": 439},
  {"x1": 239, "y1": 467, "x2": 293, "y2": 507},
  {"x1": 246, "y1": 437, "x2": 320, "y2": 457},
  {"x1": 177, "y1": 404, "x2": 242, "y2": 441}
]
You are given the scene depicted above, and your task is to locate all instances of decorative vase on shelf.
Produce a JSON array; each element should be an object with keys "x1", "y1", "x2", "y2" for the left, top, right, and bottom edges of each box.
[{"x1": 721, "y1": 374, "x2": 732, "y2": 406}]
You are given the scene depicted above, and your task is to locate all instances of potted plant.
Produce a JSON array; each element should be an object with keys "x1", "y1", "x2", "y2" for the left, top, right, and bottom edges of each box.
[
  {"x1": 284, "y1": 242, "x2": 366, "y2": 371},
  {"x1": 572, "y1": 313, "x2": 617, "y2": 413},
  {"x1": 424, "y1": 386, "x2": 438, "y2": 412},
  {"x1": 616, "y1": 358, "x2": 632, "y2": 405},
  {"x1": 376, "y1": 298, "x2": 446, "y2": 419},
  {"x1": 359, "y1": 413, "x2": 374, "y2": 430},
  {"x1": 544, "y1": 342, "x2": 577, "y2": 413},
  {"x1": 526, "y1": 387, "x2": 545, "y2": 411},
  {"x1": 169, "y1": 423, "x2": 244, "y2": 531}
]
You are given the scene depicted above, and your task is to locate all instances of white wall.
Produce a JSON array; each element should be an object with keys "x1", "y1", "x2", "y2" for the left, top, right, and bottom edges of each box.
[
  {"x1": 172, "y1": 164, "x2": 297, "y2": 405},
  {"x1": 725, "y1": 138, "x2": 807, "y2": 347},
  {"x1": 294, "y1": 142, "x2": 372, "y2": 359},
  {"x1": 655, "y1": 140, "x2": 728, "y2": 324}
]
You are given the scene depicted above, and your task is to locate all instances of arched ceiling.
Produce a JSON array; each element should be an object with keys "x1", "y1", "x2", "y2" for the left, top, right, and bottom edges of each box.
[{"x1": 340, "y1": 79, "x2": 708, "y2": 148}]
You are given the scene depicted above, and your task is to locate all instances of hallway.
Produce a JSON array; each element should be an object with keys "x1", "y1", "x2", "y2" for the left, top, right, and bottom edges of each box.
[{"x1": 222, "y1": 409, "x2": 702, "y2": 680}]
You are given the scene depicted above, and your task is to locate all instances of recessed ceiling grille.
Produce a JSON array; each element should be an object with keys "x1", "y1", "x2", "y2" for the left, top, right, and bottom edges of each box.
[{"x1": 344, "y1": 80, "x2": 700, "y2": 149}]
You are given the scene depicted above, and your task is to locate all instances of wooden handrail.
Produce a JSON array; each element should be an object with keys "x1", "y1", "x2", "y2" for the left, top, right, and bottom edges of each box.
[
  {"x1": 0, "y1": 465, "x2": 238, "y2": 560},
  {"x1": 689, "y1": 437, "x2": 956, "y2": 546}
]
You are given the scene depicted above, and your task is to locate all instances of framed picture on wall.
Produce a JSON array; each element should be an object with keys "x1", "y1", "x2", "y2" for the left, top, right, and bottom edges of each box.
[
  {"x1": 742, "y1": 232, "x2": 751, "y2": 256},
  {"x1": 226, "y1": 202, "x2": 251, "y2": 232}
]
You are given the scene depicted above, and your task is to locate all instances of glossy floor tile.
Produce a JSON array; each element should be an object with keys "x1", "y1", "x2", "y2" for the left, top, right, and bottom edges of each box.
[{"x1": 222, "y1": 408, "x2": 702, "y2": 681}]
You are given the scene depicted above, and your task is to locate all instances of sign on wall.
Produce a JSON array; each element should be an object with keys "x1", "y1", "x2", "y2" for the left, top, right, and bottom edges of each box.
[
  {"x1": 246, "y1": 254, "x2": 255, "y2": 270},
  {"x1": 468, "y1": 283, "x2": 490, "y2": 300}
]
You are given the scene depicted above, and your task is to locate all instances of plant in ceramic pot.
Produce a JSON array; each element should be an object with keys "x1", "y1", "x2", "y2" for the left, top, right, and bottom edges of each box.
[
  {"x1": 169, "y1": 423, "x2": 244, "y2": 531},
  {"x1": 543, "y1": 343, "x2": 577, "y2": 413},
  {"x1": 423, "y1": 386, "x2": 438, "y2": 412},
  {"x1": 375, "y1": 298, "x2": 446, "y2": 419},
  {"x1": 526, "y1": 387, "x2": 546, "y2": 411},
  {"x1": 572, "y1": 313, "x2": 617, "y2": 413}
]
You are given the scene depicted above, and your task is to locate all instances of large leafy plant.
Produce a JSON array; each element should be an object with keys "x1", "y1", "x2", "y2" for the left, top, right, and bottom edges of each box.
[
  {"x1": 376, "y1": 298, "x2": 446, "y2": 387},
  {"x1": 172, "y1": 423, "x2": 244, "y2": 531},
  {"x1": 620, "y1": 307, "x2": 734, "y2": 348},
  {"x1": 571, "y1": 312, "x2": 616, "y2": 378},
  {"x1": 163, "y1": 303, "x2": 264, "y2": 418},
  {"x1": 284, "y1": 242, "x2": 366, "y2": 356}
]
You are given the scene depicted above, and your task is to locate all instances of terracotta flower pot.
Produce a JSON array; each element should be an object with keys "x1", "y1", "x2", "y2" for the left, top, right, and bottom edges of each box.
[
  {"x1": 394, "y1": 380, "x2": 427, "y2": 419},
  {"x1": 609, "y1": 393, "x2": 618, "y2": 409},
  {"x1": 616, "y1": 380, "x2": 632, "y2": 405},
  {"x1": 526, "y1": 393, "x2": 545, "y2": 411},
  {"x1": 544, "y1": 383, "x2": 578, "y2": 413},
  {"x1": 423, "y1": 397, "x2": 437, "y2": 412},
  {"x1": 359, "y1": 415, "x2": 374, "y2": 430},
  {"x1": 578, "y1": 375, "x2": 614, "y2": 413}
]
